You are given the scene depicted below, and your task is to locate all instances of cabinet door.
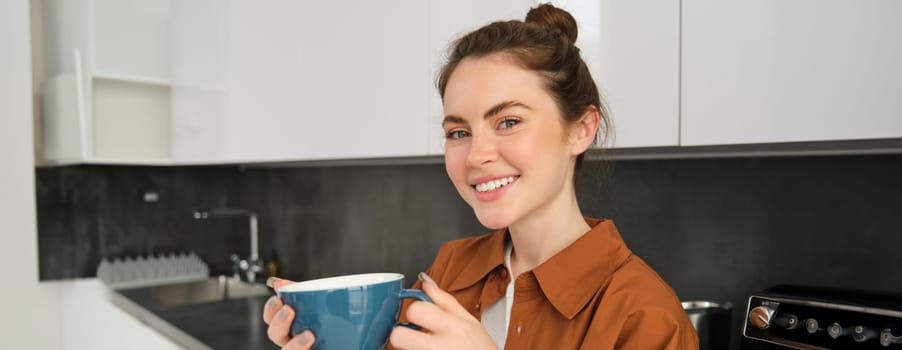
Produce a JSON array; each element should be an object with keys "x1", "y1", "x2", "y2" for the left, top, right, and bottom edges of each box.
[
  {"x1": 170, "y1": 0, "x2": 229, "y2": 163},
  {"x1": 92, "y1": 0, "x2": 171, "y2": 80},
  {"x1": 590, "y1": 0, "x2": 680, "y2": 148},
  {"x1": 682, "y1": 0, "x2": 902, "y2": 146},
  {"x1": 226, "y1": 0, "x2": 430, "y2": 162}
]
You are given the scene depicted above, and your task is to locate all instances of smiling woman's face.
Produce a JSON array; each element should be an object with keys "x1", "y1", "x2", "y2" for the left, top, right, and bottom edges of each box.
[{"x1": 442, "y1": 54, "x2": 584, "y2": 229}]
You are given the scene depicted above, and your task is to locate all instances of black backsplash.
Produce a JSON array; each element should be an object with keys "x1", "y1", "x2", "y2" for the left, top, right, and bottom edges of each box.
[
  {"x1": 35, "y1": 155, "x2": 902, "y2": 349},
  {"x1": 35, "y1": 164, "x2": 483, "y2": 282}
]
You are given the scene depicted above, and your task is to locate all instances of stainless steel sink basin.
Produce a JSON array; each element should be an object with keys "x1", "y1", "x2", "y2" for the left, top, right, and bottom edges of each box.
[{"x1": 151, "y1": 276, "x2": 272, "y2": 307}]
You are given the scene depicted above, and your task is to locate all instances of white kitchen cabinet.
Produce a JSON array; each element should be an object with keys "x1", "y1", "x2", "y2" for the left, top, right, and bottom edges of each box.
[
  {"x1": 40, "y1": 0, "x2": 173, "y2": 164},
  {"x1": 44, "y1": 0, "x2": 682, "y2": 165},
  {"x1": 48, "y1": 1, "x2": 900, "y2": 165},
  {"x1": 425, "y1": 0, "x2": 681, "y2": 155},
  {"x1": 681, "y1": 0, "x2": 902, "y2": 146},
  {"x1": 59, "y1": 279, "x2": 182, "y2": 350},
  {"x1": 172, "y1": 0, "x2": 431, "y2": 163}
]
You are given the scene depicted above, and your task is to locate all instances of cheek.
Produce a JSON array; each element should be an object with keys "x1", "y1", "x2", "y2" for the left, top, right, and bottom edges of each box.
[
  {"x1": 501, "y1": 127, "x2": 571, "y2": 179},
  {"x1": 504, "y1": 130, "x2": 557, "y2": 162},
  {"x1": 444, "y1": 146, "x2": 468, "y2": 184}
]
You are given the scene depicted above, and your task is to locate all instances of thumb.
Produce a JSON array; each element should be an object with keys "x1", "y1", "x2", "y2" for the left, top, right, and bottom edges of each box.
[
  {"x1": 266, "y1": 277, "x2": 296, "y2": 291},
  {"x1": 418, "y1": 272, "x2": 471, "y2": 319}
]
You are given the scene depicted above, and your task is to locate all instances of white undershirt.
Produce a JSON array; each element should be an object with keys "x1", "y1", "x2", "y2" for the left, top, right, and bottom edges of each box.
[{"x1": 481, "y1": 241, "x2": 514, "y2": 349}]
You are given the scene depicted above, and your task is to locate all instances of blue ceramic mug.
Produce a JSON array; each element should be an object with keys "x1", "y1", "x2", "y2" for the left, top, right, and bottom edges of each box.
[{"x1": 277, "y1": 273, "x2": 431, "y2": 350}]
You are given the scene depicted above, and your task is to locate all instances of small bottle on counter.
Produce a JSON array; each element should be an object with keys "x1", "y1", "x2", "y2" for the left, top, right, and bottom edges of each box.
[{"x1": 266, "y1": 249, "x2": 281, "y2": 279}]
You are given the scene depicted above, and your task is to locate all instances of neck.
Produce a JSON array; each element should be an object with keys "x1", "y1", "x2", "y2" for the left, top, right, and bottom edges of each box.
[{"x1": 507, "y1": 184, "x2": 591, "y2": 278}]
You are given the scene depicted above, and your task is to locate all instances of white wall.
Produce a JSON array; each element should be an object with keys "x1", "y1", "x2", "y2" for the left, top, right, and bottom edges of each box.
[{"x1": 0, "y1": 0, "x2": 62, "y2": 348}]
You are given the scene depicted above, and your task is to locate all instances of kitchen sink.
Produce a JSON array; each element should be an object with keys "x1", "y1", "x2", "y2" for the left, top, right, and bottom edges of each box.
[{"x1": 150, "y1": 276, "x2": 272, "y2": 307}]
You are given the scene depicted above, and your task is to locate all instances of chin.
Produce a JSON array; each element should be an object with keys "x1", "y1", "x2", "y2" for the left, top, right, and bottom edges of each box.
[{"x1": 472, "y1": 207, "x2": 517, "y2": 230}]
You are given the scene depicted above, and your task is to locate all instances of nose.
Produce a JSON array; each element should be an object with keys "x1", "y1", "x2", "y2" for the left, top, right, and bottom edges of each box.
[{"x1": 466, "y1": 132, "x2": 498, "y2": 167}]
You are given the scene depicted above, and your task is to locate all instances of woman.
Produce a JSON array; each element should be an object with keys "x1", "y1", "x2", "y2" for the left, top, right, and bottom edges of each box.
[{"x1": 264, "y1": 4, "x2": 698, "y2": 349}]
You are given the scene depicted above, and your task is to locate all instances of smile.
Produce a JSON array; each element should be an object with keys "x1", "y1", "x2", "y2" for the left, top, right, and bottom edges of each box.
[{"x1": 473, "y1": 176, "x2": 519, "y2": 193}]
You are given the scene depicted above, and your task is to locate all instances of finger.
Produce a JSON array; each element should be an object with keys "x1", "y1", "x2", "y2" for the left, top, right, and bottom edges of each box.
[
  {"x1": 262, "y1": 295, "x2": 284, "y2": 324},
  {"x1": 390, "y1": 324, "x2": 433, "y2": 350},
  {"x1": 267, "y1": 304, "x2": 295, "y2": 346},
  {"x1": 404, "y1": 300, "x2": 455, "y2": 333},
  {"x1": 266, "y1": 277, "x2": 296, "y2": 291},
  {"x1": 419, "y1": 273, "x2": 472, "y2": 319},
  {"x1": 281, "y1": 330, "x2": 315, "y2": 350}
]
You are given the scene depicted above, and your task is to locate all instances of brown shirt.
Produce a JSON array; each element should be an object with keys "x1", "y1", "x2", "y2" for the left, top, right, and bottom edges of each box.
[{"x1": 392, "y1": 218, "x2": 699, "y2": 350}]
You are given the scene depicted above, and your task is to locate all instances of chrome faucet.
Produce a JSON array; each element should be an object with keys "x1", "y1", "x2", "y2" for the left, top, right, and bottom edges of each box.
[{"x1": 192, "y1": 208, "x2": 263, "y2": 283}]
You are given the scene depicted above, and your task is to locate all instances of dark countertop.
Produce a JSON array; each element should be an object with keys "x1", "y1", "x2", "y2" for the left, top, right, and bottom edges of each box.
[{"x1": 112, "y1": 286, "x2": 279, "y2": 350}]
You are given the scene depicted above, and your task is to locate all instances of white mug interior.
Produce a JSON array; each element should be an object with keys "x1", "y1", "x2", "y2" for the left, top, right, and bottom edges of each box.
[{"x1": 277, "y1": 273, "x2": 404, "y2": 293}]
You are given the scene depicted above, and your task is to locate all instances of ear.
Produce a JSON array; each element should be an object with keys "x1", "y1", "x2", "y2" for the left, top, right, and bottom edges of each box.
[{"x1": 568, "y1": 106, "x2": 600, "y2": 155}]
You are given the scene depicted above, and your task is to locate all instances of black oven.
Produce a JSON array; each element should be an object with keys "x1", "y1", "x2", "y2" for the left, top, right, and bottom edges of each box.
[{"x1": 743, "y1": 285, "x2": 902, "y2": 349}]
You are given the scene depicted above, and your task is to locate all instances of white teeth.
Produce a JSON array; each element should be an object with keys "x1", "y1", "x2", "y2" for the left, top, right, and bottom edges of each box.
[{"x1": 474, "y1": 176, "x2": 518, "y2": 193}]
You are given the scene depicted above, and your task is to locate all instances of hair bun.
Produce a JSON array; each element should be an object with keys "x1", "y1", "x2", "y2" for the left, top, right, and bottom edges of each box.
[{"x1": 525, "y1": 3, "x2": 578, "y2": 43}]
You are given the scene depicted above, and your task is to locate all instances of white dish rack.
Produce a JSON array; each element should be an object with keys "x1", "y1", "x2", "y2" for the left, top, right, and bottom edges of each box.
[{"x1": 96, "y1": 251, "x2": 210, "y2": 289}]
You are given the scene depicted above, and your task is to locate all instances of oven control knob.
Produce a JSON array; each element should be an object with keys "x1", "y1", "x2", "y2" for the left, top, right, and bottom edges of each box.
[
  {"x1": 881, "y1": 329, "x2": 902, "y2": 347},
  {"x1": 853, "y1": 325, "x2": 877, "y2": 343},
  {"x1": 749, "y1": 306, "x2": 775, "y2": 329},
  {"x1": 829, "y1": 323, "x2": 852, "y2": 339},
  {"x1": 805, "y1": 318, "x2": 820, "y2": 333},
  {"x1": 774, "y1": 313, "x2": 800, "y2": 330}
]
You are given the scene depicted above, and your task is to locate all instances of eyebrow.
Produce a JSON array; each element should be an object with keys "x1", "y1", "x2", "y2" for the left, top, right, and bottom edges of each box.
[{"x1": 442, "y1": 100, "x2": 532, "y2": 126}]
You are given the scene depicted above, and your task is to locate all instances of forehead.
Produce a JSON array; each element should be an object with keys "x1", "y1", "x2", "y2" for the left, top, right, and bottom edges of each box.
[{"x1": 443, "y1": 55, "x2": 553, "y2": 116}]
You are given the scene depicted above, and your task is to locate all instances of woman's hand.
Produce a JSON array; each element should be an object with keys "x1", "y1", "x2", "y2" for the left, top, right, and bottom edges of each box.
[
  {"x1": 262, "y1": 277, "x2": 316, "y2": 349},
  {"x1": 389, "y1": 273, "x2": 499, "y2": 350}
]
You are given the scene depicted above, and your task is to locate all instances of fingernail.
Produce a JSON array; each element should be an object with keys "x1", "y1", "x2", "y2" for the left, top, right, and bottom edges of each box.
[
  {"x1": 418, "y1": 272, "x2": 437, "y2": 287},
  {"x1": 265, "y1": 277, "x2": 278, "y2": 288},
  {"x1": 277, "y1": 305, "x2": 290, "y2": 320},
  {"x1": 266, "y1": 296, "x2": 278, "y2": 310},
  {"x1": 295, "y1": 330, "x2": 312, "y2": 345}
]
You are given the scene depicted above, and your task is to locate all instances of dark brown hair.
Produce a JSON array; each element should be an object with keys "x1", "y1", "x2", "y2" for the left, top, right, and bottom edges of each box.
[{"x1": 437, "y1": 3, "x2": 611, "y2": 169}]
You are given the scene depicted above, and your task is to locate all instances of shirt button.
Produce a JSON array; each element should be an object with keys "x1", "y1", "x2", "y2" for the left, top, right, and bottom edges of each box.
[
  {"x1": 499, "y1": 268, "x2": 508, "y2": 279},
  {"x1": 517, "y1": 323, "x2": 523, "y2": 335},
  {"x1": 475, "y1": 303, "x2": 480, "y2": 310}
]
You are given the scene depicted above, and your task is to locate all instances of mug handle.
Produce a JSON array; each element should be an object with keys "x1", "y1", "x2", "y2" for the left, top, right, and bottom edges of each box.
[{"x1": 396, "y1": 289, "x2": 433, "y2": 330}]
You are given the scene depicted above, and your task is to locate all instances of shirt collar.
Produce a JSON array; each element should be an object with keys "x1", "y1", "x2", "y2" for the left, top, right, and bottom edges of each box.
[
  {"x1": 447, "y1": 227, "x2": 508, "y2": 292},
  {"x1": 533, "y1": 218, "x2": 633, "y2": 319},
  {"x1": 446, "y1": 218, "x2": 633, "y2": 319}
]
